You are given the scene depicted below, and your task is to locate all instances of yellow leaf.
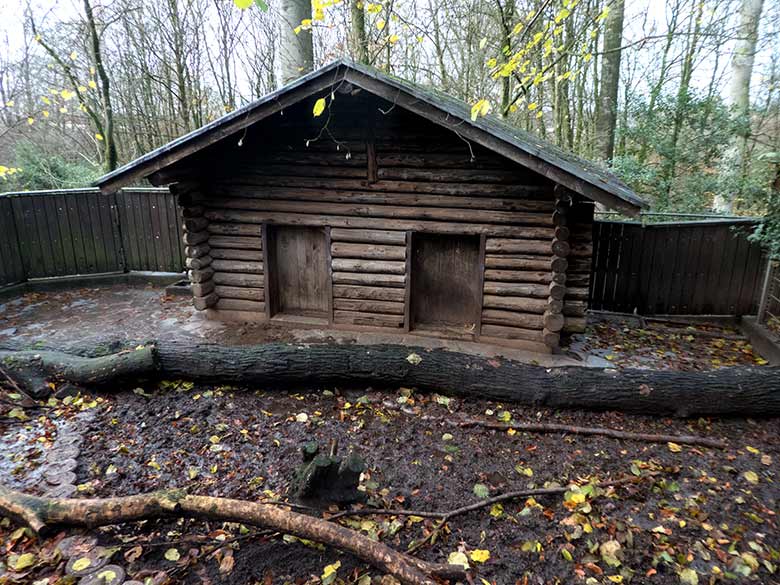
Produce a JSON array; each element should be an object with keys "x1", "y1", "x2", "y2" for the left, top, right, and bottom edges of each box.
[
  {"x1": 667, "y1": 442, "x2": 682, "y2": 453},
  {"x1": 322, "y1": 560, "x2": 341, "y2": 578},
  {"x1": 470, "y1": 549, "x2": 490, "y2": 563},
  {"x1": 527, "y1": 102, "x2": 538, "y2": 110},
  {"x1": 744, "y1": 470, "x2": 759, "y2": 484},
  {"x1": 746, "y1": 446, "x2": 759, "y2": 454},
  {"x1": 97, "y1": 569, "x2": 117, "y2": 581},
  {"x1": 88, "y1": 80, "x2": 97, "y2": 89},
  {"x1": 13, "y1": 552, "x2": 36, "y2": 570},
  {"x1": 95, "y1": 133, "x2": 104, "y2": 141},
  {"x1": 312, "y1": 97, "x2": 327, "y2": 117},
  {"x1": 233, "y1": 0, "x2": 253, "y2": 8},
  {"x1": 164, "y1": 548, "x2": 180, "y2": 561},
  {"x1": 389, "y1": 34, "x2": 399, "y2": 44},
  {"x1": 43, "y1": 110, "x2": 50, "y2": 118},
  {"x1": 447, "y1": 551, "x2": 470, "y2": 568},
  {"x1": 607, "y1": 577, "x2": 623, "y2": 584},
  {"x1": 569, "y1": 492, "x2": 585, "y2": 504},
  {"x1": 27, "y1": 117, "x2": 34, "y2": 125},
  {"x1": 60, "y1": 89, "x2": 74, "y2": 101},
  {"x1": 72, "y1": 557, "x2": 92, "y2": 572},
  {"x1": 69, "y1": 51, "x2": 77, "y2": 60},
  {"x1": 376, "y1": 19, "x2": 386, "y2": 30},
  {"x1": 470, "y1": 99, "x2": 490, "y2": 121}
]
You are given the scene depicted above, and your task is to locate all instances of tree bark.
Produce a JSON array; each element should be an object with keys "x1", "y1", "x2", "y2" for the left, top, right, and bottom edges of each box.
[
  {"x1": 152, "y1": 341, "x2": 779, "y2": 417},
  {"x1": 2, "y1": 341, "x2": 778, "y2": 416},
  {"x1": 0, "y1": 486, "x2": 463, "y2": 585},
  {"x1": 0, "y1": 346, "x2": 156, "y2": 398},
  {"x1": 594, "y1": 0, "x2": 625, "y2": 163},
  {"x1": 350, "y1": 0, "x2": 368, "y2": 65},
  {"x1": 280, "y1": 0, "x2": 314, "y2": 84},
  {"x1": 714, "y1": 0, "x2": 765, "y2": 212},
  {"x1": 83, "y1": 0, "x2": 118, "y2": 172}
]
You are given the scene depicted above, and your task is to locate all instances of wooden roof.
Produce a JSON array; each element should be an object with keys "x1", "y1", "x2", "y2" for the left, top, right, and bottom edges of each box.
[{"x1": 95, "y1": 59, "x2": 646, "y2": 215}]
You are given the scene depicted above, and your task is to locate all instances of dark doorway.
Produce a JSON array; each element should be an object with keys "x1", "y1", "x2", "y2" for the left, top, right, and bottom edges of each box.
[
  {"x1": 267, "y1": 225, "x2": 329, "y2": 319},
  {"x1": 410, "y1": 233, "x2": 481, "y2": 333}
]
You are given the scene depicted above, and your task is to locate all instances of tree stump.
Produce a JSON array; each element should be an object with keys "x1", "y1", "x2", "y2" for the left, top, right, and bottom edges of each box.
[{"x1": 291, "y1": 441, "x2": 367, "y2": 505}]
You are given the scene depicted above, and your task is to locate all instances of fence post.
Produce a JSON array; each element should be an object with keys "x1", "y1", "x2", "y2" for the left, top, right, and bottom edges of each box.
[
  {"x1": 757, "y1": 258, "x2": 775, "y2": 325},
  {"x1": 111, "y1": 189, "x2": 129, "y2": 273}
]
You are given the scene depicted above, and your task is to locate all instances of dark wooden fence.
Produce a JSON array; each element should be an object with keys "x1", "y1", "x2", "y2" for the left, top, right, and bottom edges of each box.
[
  {"x1": 0, "y1": 188, "x2": 184, "y2": 289},
  {"x1": 0, "y1": 190, "x2": 767, "y2": 317},
  {"x1": 589, "y1": 219, "x2": 766, "y2": 315}
]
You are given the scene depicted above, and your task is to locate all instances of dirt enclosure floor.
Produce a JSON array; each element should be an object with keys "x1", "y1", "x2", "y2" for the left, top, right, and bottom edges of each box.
[{"x1": 0, "y1": 282, "x2": 777, "y2": 585}]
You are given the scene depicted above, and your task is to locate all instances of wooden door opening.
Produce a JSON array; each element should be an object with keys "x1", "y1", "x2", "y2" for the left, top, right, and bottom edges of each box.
[
  {"x1": 410, "y1": 233, "x2": 481, "y2": 335},
  {"x1": 267, "y1": 225, "x2": 329, "y2": 321}
]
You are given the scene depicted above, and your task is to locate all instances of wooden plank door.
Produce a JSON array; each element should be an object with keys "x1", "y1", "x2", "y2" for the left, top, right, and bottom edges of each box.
[
  {"x1": 410, "y1": 233, "x2": 481, "y2": 334},
  {"x1": 268, "y1": 225, "x2": 329, "y2": 318}
]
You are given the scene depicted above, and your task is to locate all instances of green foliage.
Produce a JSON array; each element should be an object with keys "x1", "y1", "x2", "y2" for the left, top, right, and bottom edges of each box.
[
  {"x1": 749, "y1": 169, "x2": 780, "y2": 259},
  {"x1": 3, "y1": 142, "x2": 99, "y2": 192},
  {"x1": 615, "y1": 92, "x2": 735, "y2": 212}
]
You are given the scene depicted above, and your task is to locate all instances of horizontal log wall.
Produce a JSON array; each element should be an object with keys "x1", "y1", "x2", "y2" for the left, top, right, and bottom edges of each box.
[
  {"x1": 331, "y1": 228, "x2": 407, "y2": 329},
  {"x1": 169, "y1": 94, "x2": 572, "y2": 352},
  {"x1": 563, "y1": 198, "x2": 593, "y2": 334}
]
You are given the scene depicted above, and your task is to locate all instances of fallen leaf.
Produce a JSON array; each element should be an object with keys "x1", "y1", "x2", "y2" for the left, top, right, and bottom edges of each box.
[
  {"x1": 473, "y1": 483, "x2": 490, "y2": 499},
  {"x1": 744, "y1": 470, "x2": 759, "y2": 484},
  {"x1": 164, "y1": 548, "x2": 180, "y2": 562},
  {"x1": 447, "y1": 551, "x2": 469, "y2": 568},
  {"x1": 72, "y1": 557, "x2": 93, "y2": 572},
  {"x1": 667, "y1": 442, "x2": 682, "y2": 453},
  {"x1": 679, "y1": 568, "x2": 698, "y2": 585},
  {"x1": 13, "y1": 553, "x2": 36, "y2": 571},
  {"x1": 469, "y1": 549, "x2": 490, "y2": 563}
]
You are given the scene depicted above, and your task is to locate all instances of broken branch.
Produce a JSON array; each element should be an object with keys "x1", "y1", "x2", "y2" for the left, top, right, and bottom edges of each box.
[
  {"x1": 0, "y1": 485, "x2": 463, "y2": 585},
  {"x1": 454, "y1": 418, "x2": 727, "y2": 449}
]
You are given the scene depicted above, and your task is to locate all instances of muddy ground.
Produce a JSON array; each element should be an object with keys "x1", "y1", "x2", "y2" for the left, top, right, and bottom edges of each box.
[
  {"x1": 0, "y1": 381, "x2": 777, "y2": 585},
  {"x1": 0, "y1": 284, "x2": 777, "y2": 585},
  {"x1": 0, "y1": 283, "x2": 771, "y2": 370}
]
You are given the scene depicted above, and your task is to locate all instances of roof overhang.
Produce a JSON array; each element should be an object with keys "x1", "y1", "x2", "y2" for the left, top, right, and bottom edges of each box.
[{"x1": 95, "y1": 60, "x2": 646, "y2": 215}]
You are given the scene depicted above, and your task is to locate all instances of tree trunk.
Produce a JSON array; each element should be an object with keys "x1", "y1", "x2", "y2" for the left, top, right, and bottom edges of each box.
[
  {"x1": 593, "y1": 0, "x2": 625, "y2": 163},
  {"x1": 350, "y1": 0, "x2": 368, "y2": 64},
  {"x1": 3, "y1": 341, "x2": 778, "y2": 416},
  {"x1": 0, "y1": 346, "x2": 156, "y2": 398},
  {"x1": 152, "y1": 342, "x2": 779, "y2": 417},
  {"x1": 714, "y1": 0, "x2": 765, "y2": 212},
  {"x1": 279, "y1": 0, "x2": 314, "y2": 84},
  {"x1": 83, "y1": 0, "x2": 118, "y2": 171}
]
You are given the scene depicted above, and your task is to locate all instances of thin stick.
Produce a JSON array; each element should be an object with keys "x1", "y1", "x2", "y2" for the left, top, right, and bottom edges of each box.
[
  {"x1": 328, "y1": 476, "x2": 639, "y2": 522},
  {"x1": 455, "y1": 418, "x2": 727, "y2": 449}
]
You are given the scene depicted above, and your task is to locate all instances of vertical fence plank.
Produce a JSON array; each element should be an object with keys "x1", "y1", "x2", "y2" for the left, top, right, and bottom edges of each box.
[{"x1": 590, "y1": 219, "x2": 765, "y2": 316}]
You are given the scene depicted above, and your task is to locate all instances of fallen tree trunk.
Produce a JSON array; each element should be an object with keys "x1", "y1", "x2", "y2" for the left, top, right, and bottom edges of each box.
[
  {"x1": 0, "y1": 346, "x2": 156, "y2": 398},
  {"x1": 0, "y1": 485, "x2": 463, "y2": 585},
  {"x1": 2, "y1": 340, "x2": 778, "y2": 416},
  {"x1": 154, "y1": 341, "x2": 780, "y2": 417}
]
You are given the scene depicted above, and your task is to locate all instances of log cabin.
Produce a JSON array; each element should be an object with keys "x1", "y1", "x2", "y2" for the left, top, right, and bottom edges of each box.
[{"x1": 96, "y1": 60, "x2": 646, "y2": 353}]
